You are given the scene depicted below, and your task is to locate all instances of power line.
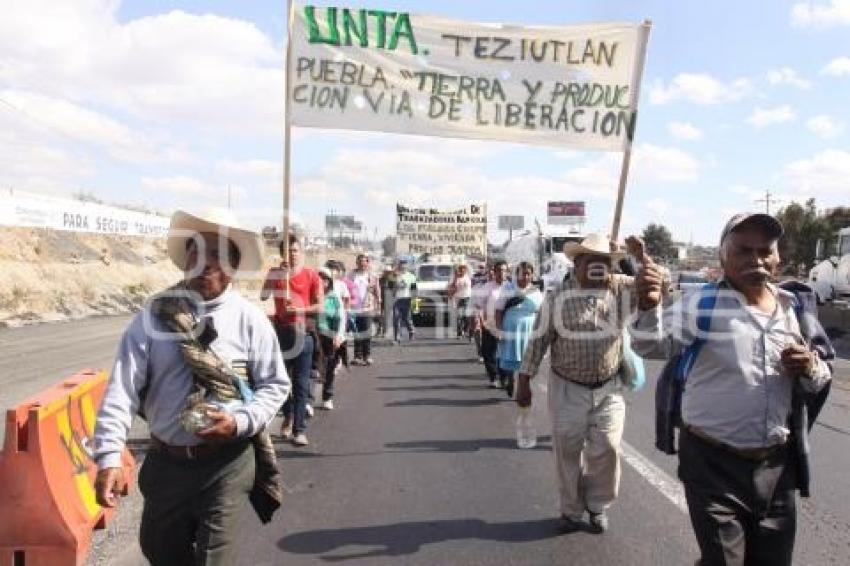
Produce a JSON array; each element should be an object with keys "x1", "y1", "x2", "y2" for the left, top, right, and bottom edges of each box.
[{"x1": 754, "y1": 190, "x2": 782, "y2": 215}]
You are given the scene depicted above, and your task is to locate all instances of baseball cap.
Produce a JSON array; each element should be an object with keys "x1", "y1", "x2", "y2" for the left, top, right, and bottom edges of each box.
[{"x1": 719, "y1": 212, "x2": 783, "y2": 245}]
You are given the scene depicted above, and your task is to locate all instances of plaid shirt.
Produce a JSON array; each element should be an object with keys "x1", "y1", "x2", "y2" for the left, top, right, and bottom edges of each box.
[{"x1": 520, "y1": 274, "x2": 636, "y2": 384}]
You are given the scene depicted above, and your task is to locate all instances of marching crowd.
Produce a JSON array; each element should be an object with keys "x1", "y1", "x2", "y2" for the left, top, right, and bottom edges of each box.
[{"x1": 91, "y1": 208, "x2": 834, "y2": 566}]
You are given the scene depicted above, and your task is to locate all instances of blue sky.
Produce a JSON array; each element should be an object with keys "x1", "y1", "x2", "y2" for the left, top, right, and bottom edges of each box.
[{"x1": 1, "y1": 0, "x2": 848, "y2": 245}]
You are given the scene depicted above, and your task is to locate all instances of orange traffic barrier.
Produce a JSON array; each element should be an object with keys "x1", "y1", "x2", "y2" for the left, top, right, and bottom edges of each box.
[{"x1": 0, "y1": 370, "x2": 136, "y2": 566}]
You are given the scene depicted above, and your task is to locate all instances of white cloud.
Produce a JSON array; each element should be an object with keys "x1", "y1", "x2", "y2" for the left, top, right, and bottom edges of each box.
[
  {"x1": 822, "y1": 56, "x2": 850, "y2": 76},
  {"x1": 791, "y1": 1, "x2": 850, "y2": 28},
  {"x1": 633, "y1": 144, "x2": 700, "y2": 182},
  {"x1": 1, "y1": 89, "x2": 188, "y2": 163},
  {"x1": 553, "y1": 150, "x2": 581, "y2": 160},
  {"x1": 645, "y1": 198, "x2": 671, "y2": 217},
  {"x1": 667, "y1": 121, "x2": 703, "y2": 141},
  {"x1": 296, "y1": 179, "x2": 348, "y2": 200},
  {"x1": 141, "y1": 176, "x2": 211, "y2": 195},
  {"x1": 0, "y1": 1, "x2": 283, "y2": 137},
  {"x1": 216, "y1": 159, "x2": 280, "y2": 178},
  {"x1": 746, "y1": 105, "x2": 796, "y2": 128},
  {"x1": 766, "y1": 67, "x2": 812, "y2": 89},
  {"x1": 649, "y1": 73, "x2": 753, "y2": 105},
  {"x1": 806, "y1": 115, "x2": 845, "y2": 138},
  {"x1": 729, "y1": 184, "x2": 760, "y2": 201},
  {"x1": 784, "y1": 149, "x2": 850, "y2": 198}
]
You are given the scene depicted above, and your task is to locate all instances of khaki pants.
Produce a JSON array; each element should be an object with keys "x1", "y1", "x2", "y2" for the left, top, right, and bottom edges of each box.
[{"x1": 548, "y1": 372, "x2": 625, "y2": 519}]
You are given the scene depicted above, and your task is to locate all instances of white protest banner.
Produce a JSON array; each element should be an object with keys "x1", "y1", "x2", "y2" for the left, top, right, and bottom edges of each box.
[
  {"x1": 0, "y1": 191, "x2": 170, "y2": 237},
  {"x1": 396, "y1": 203, "x2": 487, "y2": 257},
  {"x1": 289, "y1": 4, "x2": 650, "y2": 150}
]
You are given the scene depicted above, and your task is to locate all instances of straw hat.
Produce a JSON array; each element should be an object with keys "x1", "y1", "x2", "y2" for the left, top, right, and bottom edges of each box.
[
  {"x1": 167, "y1": 208, "x2": 264, "y2": 274},
  {"x1": 563, "y1": 233, "x2": 624, "y2": 261}
]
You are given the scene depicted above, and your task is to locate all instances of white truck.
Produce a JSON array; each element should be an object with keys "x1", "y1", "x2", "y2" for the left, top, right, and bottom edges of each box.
[
  {"x1": 503, "y1": 224, "x2": 584, "y2": 291},
  {"x1": 411, "y1": 255, "x2": 463, "y2": 324},
  {"x1": 808, "y1": 227, "x2": 850, "y2": 305}
]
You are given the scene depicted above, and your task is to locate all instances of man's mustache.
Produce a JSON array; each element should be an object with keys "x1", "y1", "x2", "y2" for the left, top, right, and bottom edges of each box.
[{"x1": 741, "y1": 267, "x2": 771, "y2": 277}]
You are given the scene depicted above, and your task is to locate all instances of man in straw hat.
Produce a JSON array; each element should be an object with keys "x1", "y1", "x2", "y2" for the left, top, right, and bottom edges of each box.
[
  {"x1": 516, "y1": 233, "x2": 642, "y2": 534},
  {"x1": 93, "y1": 208, "x2": 290, "y2": 564}
]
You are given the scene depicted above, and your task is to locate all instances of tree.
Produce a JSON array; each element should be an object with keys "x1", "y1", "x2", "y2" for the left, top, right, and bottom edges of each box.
[
  {"x1": 775, "y1": 199, "x2": 831, "y2": 274},
  {"x1": 641, "y1": 223, "x2": 676, "y2": 262}
]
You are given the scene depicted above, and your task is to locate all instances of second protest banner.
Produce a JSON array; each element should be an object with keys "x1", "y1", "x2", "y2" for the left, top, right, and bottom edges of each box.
[{"x1": 396, "y1": 203, "x2": 487, "y2": 257}]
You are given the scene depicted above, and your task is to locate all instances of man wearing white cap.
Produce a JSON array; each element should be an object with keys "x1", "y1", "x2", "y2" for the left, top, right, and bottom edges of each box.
[
  {"x1": 631, "y1": 213, "x2": 831, "y2": 565},
  {"x1": 516, "y1": 233, "x2": 639, "y2": 534},
  {"x1": 93, "y1": 208, "x2": 290, "y2": 564}
]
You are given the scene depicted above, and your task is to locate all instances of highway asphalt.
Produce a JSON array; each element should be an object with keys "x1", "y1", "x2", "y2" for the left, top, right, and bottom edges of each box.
[{"x1": 1, "y1": 318, "x2": 849, "y2": 565}]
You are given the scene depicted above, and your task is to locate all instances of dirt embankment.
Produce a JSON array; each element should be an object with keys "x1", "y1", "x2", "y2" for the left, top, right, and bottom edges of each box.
[
  {"x1": 0, "y1": 228, "x2": 364, "y2": 328},
  {"x1": 0, "y1": 228, "x2": 180, "y2": 327}
]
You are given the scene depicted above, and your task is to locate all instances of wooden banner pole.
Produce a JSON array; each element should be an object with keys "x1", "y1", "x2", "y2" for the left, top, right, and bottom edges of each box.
[{"x1": 610, "y1": 20, "x2": 652, "y2": 243}]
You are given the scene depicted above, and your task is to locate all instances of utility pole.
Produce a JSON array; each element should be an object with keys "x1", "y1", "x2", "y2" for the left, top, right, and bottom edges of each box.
[{"x1": 755, "y1": 190, "x2": 781, "y2": 215}]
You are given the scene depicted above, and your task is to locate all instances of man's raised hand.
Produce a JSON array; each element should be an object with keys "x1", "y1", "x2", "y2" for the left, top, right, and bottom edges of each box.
[{"x1": 626, "y1": 236, "x2": 663, "y2": 310}]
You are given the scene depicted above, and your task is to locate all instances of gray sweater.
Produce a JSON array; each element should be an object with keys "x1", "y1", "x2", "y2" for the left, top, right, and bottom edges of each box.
[{"x1": 94, "y1": 288, "x2": 290, "y2": 469}]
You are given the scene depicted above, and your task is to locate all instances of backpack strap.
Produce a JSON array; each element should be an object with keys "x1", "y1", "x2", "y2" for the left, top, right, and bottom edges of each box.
[{"x1": 676, "y1": 283, "x2": 719, "y2": 382}]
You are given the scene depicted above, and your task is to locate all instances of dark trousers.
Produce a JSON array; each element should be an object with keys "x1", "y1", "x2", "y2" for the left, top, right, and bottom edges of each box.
[
  {"x1": 455, "y1": 298, "x2": 470, "y2": 337},
  {"x1": 678, "y1": 429, "x2": 797, "y2": 566},
  {"x1": 393, "y1": 297, "x2": 414, "y2": 340},
  {"x1": 481, "y1": 328, "x2": 510, "y2": 384},
  {"x1": 353, "y1": 314, "x2": 373, "y2": 359},
  {"x1": 319, "y1": 334, "x2": 341, "y2": 401},
  {"x1": 139, "y1": 442, "x2": 254, "y2": 566},
  {"x1": 277, "y1": 327, "x2": 314, "y2": 434}
]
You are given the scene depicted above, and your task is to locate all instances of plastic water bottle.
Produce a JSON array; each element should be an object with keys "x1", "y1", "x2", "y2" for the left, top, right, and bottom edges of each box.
[{"x1": 516, "y1": 406, "x2": 537, "y2": 449}]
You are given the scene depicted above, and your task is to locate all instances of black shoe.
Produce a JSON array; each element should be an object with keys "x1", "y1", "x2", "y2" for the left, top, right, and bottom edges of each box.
[
  {"x1": 505, "y1": 380, "x2": 514, "y2": 398},
  {"x1": 588, "y1": 512, "x2": 609, "y2": 534},
  {"x1": 559, "y1": 514, "x2": 584, "y2": 534}
]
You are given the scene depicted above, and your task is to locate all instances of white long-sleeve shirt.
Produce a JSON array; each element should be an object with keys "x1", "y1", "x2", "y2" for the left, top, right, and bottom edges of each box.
[
  {"x1": 629, "y1": 283, "x2": 831, "y2": 450},
  {"x1": 94, "y1": 288, "x2": 290, "y2": 469}
]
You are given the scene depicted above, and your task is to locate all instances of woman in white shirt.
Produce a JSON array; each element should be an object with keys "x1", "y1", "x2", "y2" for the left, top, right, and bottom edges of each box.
[{"x1": 448, "y1": 264, "x2": 473, "y2": 339}]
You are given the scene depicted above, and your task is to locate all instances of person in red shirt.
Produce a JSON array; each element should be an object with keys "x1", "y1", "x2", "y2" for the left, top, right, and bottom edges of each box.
[{"x1": 261, "y1": 234, "x2": 323, "y2": 446}]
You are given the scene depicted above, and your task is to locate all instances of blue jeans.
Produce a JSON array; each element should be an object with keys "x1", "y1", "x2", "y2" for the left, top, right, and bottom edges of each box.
[
  {"x1": 353, "y1": 314, "x2": 373, "y2": 359},
  {"x1": 393, "y1": 297, "x2": 414, "y2": 340},
  {"x1": 278, "y1": 327, "x2": 314, "y2": 434}
]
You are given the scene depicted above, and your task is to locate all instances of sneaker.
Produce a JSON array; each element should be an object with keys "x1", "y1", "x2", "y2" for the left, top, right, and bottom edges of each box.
[
  {"x1": 559, "y1": 514, "x2": 584, "y2": 534},
  {"x1": 489, "y1": 380, "x2": 499, "y2": 389},
  {"x1": 280, "y1": 415, "x2": 293, "y2": 440},
  {"x1": 364, "y1": 357, "x2": 374, "y2": 366},
  {"x1": 589, "y1": 512, "x2": 609, "y2": 533},
  {"x1": 292, "y1": 433, "x2": 309, "y2": 447},
  {"x1": 505, "y1": 380, "x2": 515, "y2": 398},
  {"x1": 351, "y1": 358, "x2": 363, "y2": 366},
  {"x1": 321, "y1": 399, "x2": 334, "y2": 410},
  {"x1": 305, "y1": 404, "x2": 314, "y2": 418},
  {"x1": 477, "y1": 356, "x2": 484, "y2": 363}
]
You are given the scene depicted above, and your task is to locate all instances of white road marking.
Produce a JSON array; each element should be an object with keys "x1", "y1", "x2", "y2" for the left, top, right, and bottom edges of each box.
[{"x1": 620, "y1": 442, "x2": 688, "y2": 514}]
